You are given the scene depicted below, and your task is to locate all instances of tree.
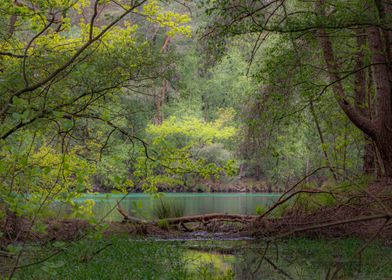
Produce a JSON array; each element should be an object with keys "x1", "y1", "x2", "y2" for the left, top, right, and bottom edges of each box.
[
  {"x1": 202, "y1": 0, "x2": 392, "y2": 180},
  {"x1": 133, "y1": 114, "x2": 237, "y2": 192},
  {"x1": 0, "y1": 0, "x2": 191, "y2": 245},
  {"x1": 316, "y1": 1, "x2": 392, "y2": 180}
]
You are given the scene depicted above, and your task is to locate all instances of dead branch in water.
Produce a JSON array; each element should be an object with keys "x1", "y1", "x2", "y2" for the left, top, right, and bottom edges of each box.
[
  {"x1": 164, "y1": 213, "x2": 258, "y2": 224},
  {"x1": 117, "y1": 205, "x2": 257, "y2": 225},
  {"x1": 117, "y1": 206, "x2": 149, "y2": 224}
]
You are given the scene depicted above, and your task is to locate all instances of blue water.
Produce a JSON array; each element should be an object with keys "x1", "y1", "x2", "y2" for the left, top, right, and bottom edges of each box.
[{"x1": 75, "y1": 192, "x2": 280, "y2": 221}]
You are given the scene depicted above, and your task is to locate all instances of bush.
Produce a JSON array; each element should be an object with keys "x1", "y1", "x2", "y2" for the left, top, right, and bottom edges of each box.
[{"x1": 194, "y1": 143, "x2": 233, "y2": 166}]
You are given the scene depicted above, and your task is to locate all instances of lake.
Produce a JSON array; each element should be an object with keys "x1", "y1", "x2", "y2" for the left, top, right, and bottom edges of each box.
[
  {"x1": 73, "y1": 192, "x2": 280, "y2": 221},
  {"x1": 14, "y1": 193, "x2": 392, "y2": 279}
]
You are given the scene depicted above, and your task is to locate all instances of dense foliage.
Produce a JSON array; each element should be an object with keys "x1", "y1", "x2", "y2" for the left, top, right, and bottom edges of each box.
[{"x1": 1, "y1": 0, "x2": 392, "y2": 277}]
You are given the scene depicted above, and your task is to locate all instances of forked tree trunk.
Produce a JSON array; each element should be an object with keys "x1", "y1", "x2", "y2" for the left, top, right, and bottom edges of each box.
[{"x1": 316, "y1": 2, "x2": 392, "y2": 181}]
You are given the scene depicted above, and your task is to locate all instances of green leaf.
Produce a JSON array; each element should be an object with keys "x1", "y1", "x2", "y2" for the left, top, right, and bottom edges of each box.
[
  {"x1": 63, "y1": 119, "x2": 73, "y2": 130},
  {"x1": 12, "y1": 96, "x2": 27, "y2": 107},
  {"x1": 53, "y1": 111, "x2": 65, "y2": 118},
  {"x1": 12, "y1": 112, "x2": 21, "y2": 122},
  {"x1": 52, "y1": 241, "x2": 66, "y2": 248},
  {"x1": 102, "y1": 110, "x2": 111, "y2": 121}
]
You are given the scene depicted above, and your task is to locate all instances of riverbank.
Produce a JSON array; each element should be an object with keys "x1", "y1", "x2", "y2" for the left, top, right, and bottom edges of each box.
[
  {"x1": 93, "y1": 178, "x2": 282, "y2": 193},
  {"x1": 2, "y1": 182, "x2": 392, "y2": 279},
  {"x1": 2, "y1": 182, "x2": 392, "y2": 245}
]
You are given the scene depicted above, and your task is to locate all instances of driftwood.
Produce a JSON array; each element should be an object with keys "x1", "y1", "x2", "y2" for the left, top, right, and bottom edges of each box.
[
  {"x1": 117, "y1": 205, "x2": 257, "y2": 225},
  {"x1": 164, "y1": 213, "x2": 258, "y2": 224},
  {"x1": 117, "y1": 206, "x2": 149, "y2": 224}
]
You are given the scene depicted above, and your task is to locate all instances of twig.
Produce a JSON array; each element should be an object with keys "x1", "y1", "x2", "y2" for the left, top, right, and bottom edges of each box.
[
  {"x1": 277, "y1": 213, "x2": 391, "y2": 239},
  {"x1": 257, "y1": 166, "x2": 332, "y2": 220}
]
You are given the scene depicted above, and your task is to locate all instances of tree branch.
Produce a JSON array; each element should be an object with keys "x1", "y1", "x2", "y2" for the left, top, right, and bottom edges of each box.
[
  {"x1": 317, "y1": 28, "x2": 377, "y2": 138},
  {"x1": 0, "y1": 0, "x2": 146, "y2": 118}
]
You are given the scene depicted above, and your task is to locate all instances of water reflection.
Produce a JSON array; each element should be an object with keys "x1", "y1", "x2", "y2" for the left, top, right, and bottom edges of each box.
[
  {"x1": 181, "y1": 239, "x2": 392, "y2": 280},
  {"x1": 75, "y1": 193, "x2": 280, "y2": 221}
]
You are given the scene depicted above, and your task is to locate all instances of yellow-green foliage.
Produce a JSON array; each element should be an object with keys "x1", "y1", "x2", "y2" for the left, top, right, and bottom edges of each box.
[
  {"x1": 255, "y1": 205, "x2": 267, "y2": 215},
  {"x1": 146, "y1": 115, "x2": 237, "y2": 143},
  {"x1": 0, "y1": 0, "x2": 193, "y2": 226},
  {"x1": 142, "y1": 0, "x2": 192, "y2": 37},
  {"x1": 0, "y1": 0, "x2": 191, "y2": 83},
  {"x1": 134, "y1": 115, "x2": 238, "y2": 192},
  {"x1": 0, "y1": 136, "x2": 96, "y2": 226}
]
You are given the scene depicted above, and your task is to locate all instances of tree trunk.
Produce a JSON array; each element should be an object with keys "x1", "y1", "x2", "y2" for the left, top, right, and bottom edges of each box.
[
  {"x1": 154, "y1": 36, "x2": 171, "y2": 125},
  {"x1": 354, "y1": 29, "x2": 378, "y2": 176},
  {"x1": 154, "y1": 79, "x2": 166, "y2": 125},
  {"x1": 363, "y1": 141, "x2": 376, "y2": 175},
  {"x1": 374, "y1": 132, "x2": 392, "y2": 180},
  {"x1": 367, "y1": 25, "x2": 392, "y2": 180},
  {"x1": 9, "y1": 15, "x2": 17, "y2": 36},
  {"x1": 317, "y1": 19, "x2": 392, "y2": 181},
  {"x1": 374, "y1": 0, "x2": 392, "y2": 67}
]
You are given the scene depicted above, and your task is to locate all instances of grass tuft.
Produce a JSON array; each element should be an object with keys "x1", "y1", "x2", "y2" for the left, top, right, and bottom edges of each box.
[{"x1": 152, "y1": 199, "x2": 185, "y2": 219}]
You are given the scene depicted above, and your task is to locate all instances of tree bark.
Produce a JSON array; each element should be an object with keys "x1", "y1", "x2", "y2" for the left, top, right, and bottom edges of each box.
[
  {"x1": 363, "y1": 142, "x2": 376, "y2": 175},
  {"x1": 154, "y1": 80, "x2": 166, "y2": 125},
  {"x1": 317, "y1": 22, "x2": 392, "y2": 180},
  {"x1": 374, "y1": 0, "x2": 392, "y2": 68},
  {"x1": 154, "y1": 36, "x2": 171, "y2": 125},
  {"x1": 354, "y1": 29, "x2": 377, "y2": 176},
  {"x1": 367, "y1": 26, "x2": 392, "y2": 180},
  {"x1": 317, "y1": 29, "x2": 377, "y2": 138}
]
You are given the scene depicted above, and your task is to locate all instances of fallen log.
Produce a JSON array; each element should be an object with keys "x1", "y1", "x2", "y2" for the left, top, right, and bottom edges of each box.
[
  {"x1": 117, "y1": 206, "x2": 148, "y2": 224},
  {"x1": 117, "y1": 205, "x2": 257, "y2": 225},
  {"x1": 164, "y1": 213, "x2": 258, "y2": 224}
]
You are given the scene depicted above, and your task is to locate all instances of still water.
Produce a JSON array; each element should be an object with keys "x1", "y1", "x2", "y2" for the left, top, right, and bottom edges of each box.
[
  {"x1": 181, "y1": 238, "x2": 392, "y2": 279},
  {"x1": 74, "y1": 192, "x2": 280, "y2": 221}
]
